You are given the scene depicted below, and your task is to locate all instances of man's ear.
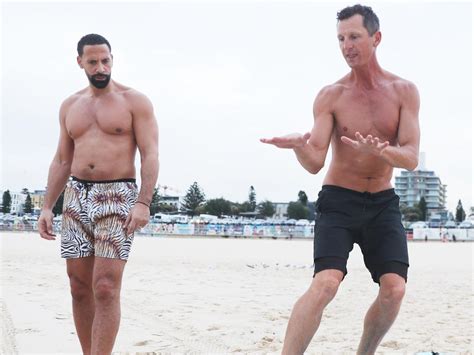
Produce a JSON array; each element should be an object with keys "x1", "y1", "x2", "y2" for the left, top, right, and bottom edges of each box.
[
  {"x1": 373, "y1": 31, "x2": 382, "y2": 47},
  {"x1": 77, "y1": 55, "x2": 83, "y2": 68}
]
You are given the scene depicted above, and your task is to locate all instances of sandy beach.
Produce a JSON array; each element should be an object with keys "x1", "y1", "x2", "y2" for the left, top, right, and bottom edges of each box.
[{"x1": 1, "y1": 232, "x2": 472, "y2": 354}]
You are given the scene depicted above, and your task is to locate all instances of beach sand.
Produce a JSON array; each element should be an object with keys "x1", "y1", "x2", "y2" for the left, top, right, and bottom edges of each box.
[{"x1": 1, "y1": 232, "x2": 472, "y2": 354}]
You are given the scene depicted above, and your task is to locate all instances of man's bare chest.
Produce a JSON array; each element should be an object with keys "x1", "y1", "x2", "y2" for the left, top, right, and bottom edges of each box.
[
  {"x1": 333, "y1": 89, "x2": 401, "y2": 141},
  {"x1": 66, "y1": 97, "x2": 133, "y2": 139}
]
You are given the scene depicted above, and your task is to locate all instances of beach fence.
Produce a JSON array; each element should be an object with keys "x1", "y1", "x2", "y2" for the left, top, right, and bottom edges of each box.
[
  {"x1": 1, "y1": 220, "x2": 473, "y2": 241},
  {"x1": 0, "y1": 220, "x2": 314, "y2": 239},
  {"x1": 412, "y1": 228, "x2": 474, "y2": 242},
  {"x1": 138, "y1": 222, "x2": 314, "y2": 239}
]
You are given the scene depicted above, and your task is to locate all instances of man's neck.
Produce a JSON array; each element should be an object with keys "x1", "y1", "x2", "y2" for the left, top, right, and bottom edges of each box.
[
  {"x1": 88, "y1": 81, "x2": 114, "y2": 96},
  {"x1": 349, "y1": 58, "x2": 385, "y2": 89}
]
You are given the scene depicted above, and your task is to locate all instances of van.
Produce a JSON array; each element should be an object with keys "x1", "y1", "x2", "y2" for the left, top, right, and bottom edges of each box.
[{"x1": 152, "y1": 213, "x2": 172, "y2": 223}]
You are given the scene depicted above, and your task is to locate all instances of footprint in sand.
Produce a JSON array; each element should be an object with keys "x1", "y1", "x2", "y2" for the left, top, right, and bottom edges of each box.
[
  {"x1": 380, "y1": 340, "x2": 405, "y2": 349},
  {"x1": 265, "y1": 315, "x2": 280, "y2": 321},
  {"x1": 134, "y1": 340, "x2": 150, "y2": 346},
  {"x1": 18, "y1": 328, "x2": 40, "y2": 334}
]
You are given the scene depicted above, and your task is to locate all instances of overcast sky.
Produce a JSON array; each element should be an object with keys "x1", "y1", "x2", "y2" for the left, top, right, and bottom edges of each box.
[{"x1": 1, "y1": 1, "x2": 472, "y2": 213}]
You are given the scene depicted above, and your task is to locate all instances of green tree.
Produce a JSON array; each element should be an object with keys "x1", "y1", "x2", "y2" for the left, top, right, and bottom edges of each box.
[
  {"x1": 287, "y1": 201, "x2": 309, "y2": 220},
  {"x1": 182, "y1": 182, "x2": 206, "y2": 215},
  {"x1": 24, "y1": 193, "x2": 33, "y2": 214},
  {"x1": 258, "y1": 200, "x2": 275, "y2": 218},
  {"x1": 159, "y1": 203, "x2": 178, "y2": 213},
  {"x1": 455, "y1": 199, "x2": 466, "y2": 222},
  {"x1": 238, "y1": 201, "x2": 252, "y2": 213},
  {"x1": 417, "y1": 197, "x2": 427, "y2": 221},
  {"x1": 195, "y1": 205, "x2": 206, "y2": 215},
  {"x1": 400, "y1": 206, "x2": 421, "y2": 222},
  {"x1": 230, "y1": 203, "x2": 241, "y2": 216},
  {"x1": 2, "y1": 190, "x2": 12, "y2": 213},
  {"x1": 149, "y1": 188, "x2": 160, "y2": 215},
  {"x1": 52, "y1": 190, "x2": 65, "y2": 216},
  {"x1": 298, "y1": 190, "x2": 308, "y2": 206},
  {"x1": 205, "y1": 198, "x2": 232, "y2": 217},
  {"x1": 248, "y1": 186, "x2": 256, "y2": 212},
  {"x1": 231, "y1": 202, "x2": 255, "y2": 216}
]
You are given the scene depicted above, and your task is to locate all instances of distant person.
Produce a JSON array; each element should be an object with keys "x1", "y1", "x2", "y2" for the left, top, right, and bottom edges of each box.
[
  {"x1": 261, "y1": 5, "x2": 420, "y2": 354},
  {"x1": 38, "y1": 34, "x2": 159, "y2": 354}
]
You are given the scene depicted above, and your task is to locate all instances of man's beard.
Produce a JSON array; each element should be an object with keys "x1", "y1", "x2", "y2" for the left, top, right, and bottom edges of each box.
[{"x1": 88, "y1": 73, "x2": 111, "y2": 89}]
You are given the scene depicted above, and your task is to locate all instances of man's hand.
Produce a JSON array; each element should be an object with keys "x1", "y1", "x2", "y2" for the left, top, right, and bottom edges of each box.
[
  {"x1": 341, "y1": 132, "x2": 389, "y2": 155},
  {"x1": 260, "y1": 132, "x2": 311, "y2": 149},
  {"x1": 38, "y1": 209, "x2": 56, "y2": 240},
  {"x1": 123, "y1": 203, "x2": 150, "y2": 236}
]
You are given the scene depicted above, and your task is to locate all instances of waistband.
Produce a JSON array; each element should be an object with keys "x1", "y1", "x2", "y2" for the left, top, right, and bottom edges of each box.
[
  {"x1": 321, "y1": 184, "x2": 396, "y2": 199},
  {"x1": 71, "y1": 176, "x2": 136, "y2": 184}
]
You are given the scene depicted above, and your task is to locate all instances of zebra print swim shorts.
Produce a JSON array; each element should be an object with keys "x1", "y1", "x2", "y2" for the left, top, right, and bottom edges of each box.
[{"x1": 61, "y1": 176, "x2": 138, "y2": 260}]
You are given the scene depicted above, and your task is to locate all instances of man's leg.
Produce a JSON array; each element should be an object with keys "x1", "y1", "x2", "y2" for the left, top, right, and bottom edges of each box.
[
  {"x1": 90, "y1": 256, "x2": 126, "y2": 355},
  {"x1": 282, "y1": 269, "x2": 344, "y2": 355},
  {"x1": 66, "y1": 256, "x2": 95, "y2": 355},
  {"x1": 357, "y1": 273, "x2": 406, "y2": 355}
]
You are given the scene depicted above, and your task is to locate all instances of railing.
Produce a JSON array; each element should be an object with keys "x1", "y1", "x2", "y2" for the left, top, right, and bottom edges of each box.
[
  {"x1": 412, "y1": 228, "x2": 474, "y2": 241},
  {"x1": 2, "y1": 222, "x2": 473, "y2": 241},
  {"x1": 1, "y1": 221, "x2": 314, "y2": 238},
  {"x1": 138, "y1": 222, "x2": 314, "y2": 238}
]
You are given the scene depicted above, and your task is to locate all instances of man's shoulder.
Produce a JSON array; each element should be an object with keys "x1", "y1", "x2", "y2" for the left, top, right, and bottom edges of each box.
[
  {"x1": 60, "y1": 90, "x2": 86, "y2": 111},
  {"x1": 118, "y1": 85, "x2": 152, "y2": 106},
  {"x1": 385, "y1": 72, "x2": 418, "y2": 94},
  {"x1": 116, "y1": 86, "x2": 154, "y2": 115},
  {"x1": 314, "y1": 81, "x2": 347, "y2": 105}
]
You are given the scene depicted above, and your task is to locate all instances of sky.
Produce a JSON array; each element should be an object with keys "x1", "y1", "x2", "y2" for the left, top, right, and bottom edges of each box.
[{"x1": 1, "y1": 0, "x2": 473, "y2": 213}]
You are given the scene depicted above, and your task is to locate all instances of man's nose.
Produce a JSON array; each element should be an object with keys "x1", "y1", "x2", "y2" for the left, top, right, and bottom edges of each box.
[
  {"x1": 342, "y1": 40, "x2": 353, "y2": 51},
  {"x1": 96, "y1": 62, "x2": 106, "y2": 73}
]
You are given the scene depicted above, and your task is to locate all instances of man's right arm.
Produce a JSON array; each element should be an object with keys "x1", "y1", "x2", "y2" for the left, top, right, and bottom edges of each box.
[
  {"x1": 261, "y1": 86, "x2": 335, "y2": 174},
  {"x1": 38, "y1": 100, "x2": 74, "y2": 239},
  {"x1": 294, "y1": 87, "x2": 334, "y2": 173}
]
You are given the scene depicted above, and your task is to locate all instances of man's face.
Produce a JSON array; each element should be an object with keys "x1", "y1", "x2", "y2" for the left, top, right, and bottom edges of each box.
[
  {"x1": 337, "y1": 14, "x2": 379, "y2": 68},
  {"x1": 77, "y1": 44, "x2": 113, "y2": 89}
]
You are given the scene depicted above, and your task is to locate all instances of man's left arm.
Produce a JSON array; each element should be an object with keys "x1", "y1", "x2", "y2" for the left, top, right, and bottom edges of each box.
[
  {"x1": 380, "y1": 81, "x2": 420, "y2": 170},
  {"x1": 124, "y1": 92, "x2": 159, "y2": 235}
]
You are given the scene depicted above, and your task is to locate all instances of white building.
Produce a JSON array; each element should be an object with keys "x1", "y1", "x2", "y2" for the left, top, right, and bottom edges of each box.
[
  {"x1": 273, "y1": 202, "x2": 289, "y2": 219},
  {"x1": 395, "y1": 153, "x2": 447, "y2": 217},
  {"x1": 9, "y1": 191, "x2": 26, "y2": 215},
  {"x1": 160, "y1": 195, "x2": 183, "y2": 210}
]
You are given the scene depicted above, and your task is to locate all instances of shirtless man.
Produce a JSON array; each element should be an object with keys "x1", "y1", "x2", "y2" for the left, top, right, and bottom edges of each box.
[
  {"x1": 38, "y1": 34, "x2": 159, "y2": 354},
  {"x1": 261, "y1": 5, "x2": 420, "y2": 354}
]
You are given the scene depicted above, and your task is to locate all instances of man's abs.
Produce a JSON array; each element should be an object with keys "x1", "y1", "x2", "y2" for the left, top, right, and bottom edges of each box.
[
  {"x1": 71, "y1": 135, "x2": 137, "y2": 180},
  {"x1": 323, "y1": 152, "x2": 394, "y2": 193}
]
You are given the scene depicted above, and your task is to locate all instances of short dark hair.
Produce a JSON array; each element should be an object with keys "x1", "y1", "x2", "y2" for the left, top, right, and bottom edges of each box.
[
  {"x1": 77, "y1": 34, "x2": 111, "y2": 56},
  {"x1": 337, "y1": 4, "x2": 380, "y2": 36}
]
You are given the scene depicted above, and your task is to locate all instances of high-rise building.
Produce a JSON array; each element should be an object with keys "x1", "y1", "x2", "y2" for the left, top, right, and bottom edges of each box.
[{"x1": 395, "y1": 153, "x2": 447, "y2": 215}]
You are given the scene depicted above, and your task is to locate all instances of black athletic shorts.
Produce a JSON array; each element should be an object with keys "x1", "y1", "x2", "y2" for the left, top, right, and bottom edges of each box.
[{"x1": 313, "y1": 185, "x2": 409, "y2": 284}]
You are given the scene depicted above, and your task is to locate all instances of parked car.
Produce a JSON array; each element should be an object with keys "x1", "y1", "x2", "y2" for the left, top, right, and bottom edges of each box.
[
  {"x1": 459, "y1": 220, "x2": 474, "y2": 229},
  {"x1": 409, "y1": 221, "x2": 428, "y2": 229},
  {"x1": 443, "y1": 220, "x2": 457, "y2": 228},
  {"x1": 428, "y1": 219, "x2": 442, "y2": 228}
]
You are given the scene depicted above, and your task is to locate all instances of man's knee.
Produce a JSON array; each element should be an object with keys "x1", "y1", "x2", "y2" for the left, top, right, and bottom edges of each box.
[
  {"x1": 93, "y1": 276, "x2": 120, "y2": 303},
  {"x1": 310, "y1": 271, "x2": 343, "y2": 302},
  {"x1": 69, "y1": 275, "x2": 93, "y2": 302},
  {"x1": 379, "y1": 275, "x2": 406, "y2": 306}
]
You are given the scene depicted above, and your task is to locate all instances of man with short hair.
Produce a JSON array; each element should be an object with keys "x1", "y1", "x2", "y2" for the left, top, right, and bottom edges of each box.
[
  {"x1": 261, "y1": 5, "x2": 420, "y2": 354},
  {"x1": 38, "y1": 33, "x2": 159, "y2": 354}
]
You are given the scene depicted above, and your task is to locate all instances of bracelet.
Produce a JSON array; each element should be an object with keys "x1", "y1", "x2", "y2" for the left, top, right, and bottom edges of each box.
[{"x1": 136, "y1": 201, "x2": 150, "y2": 208}]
